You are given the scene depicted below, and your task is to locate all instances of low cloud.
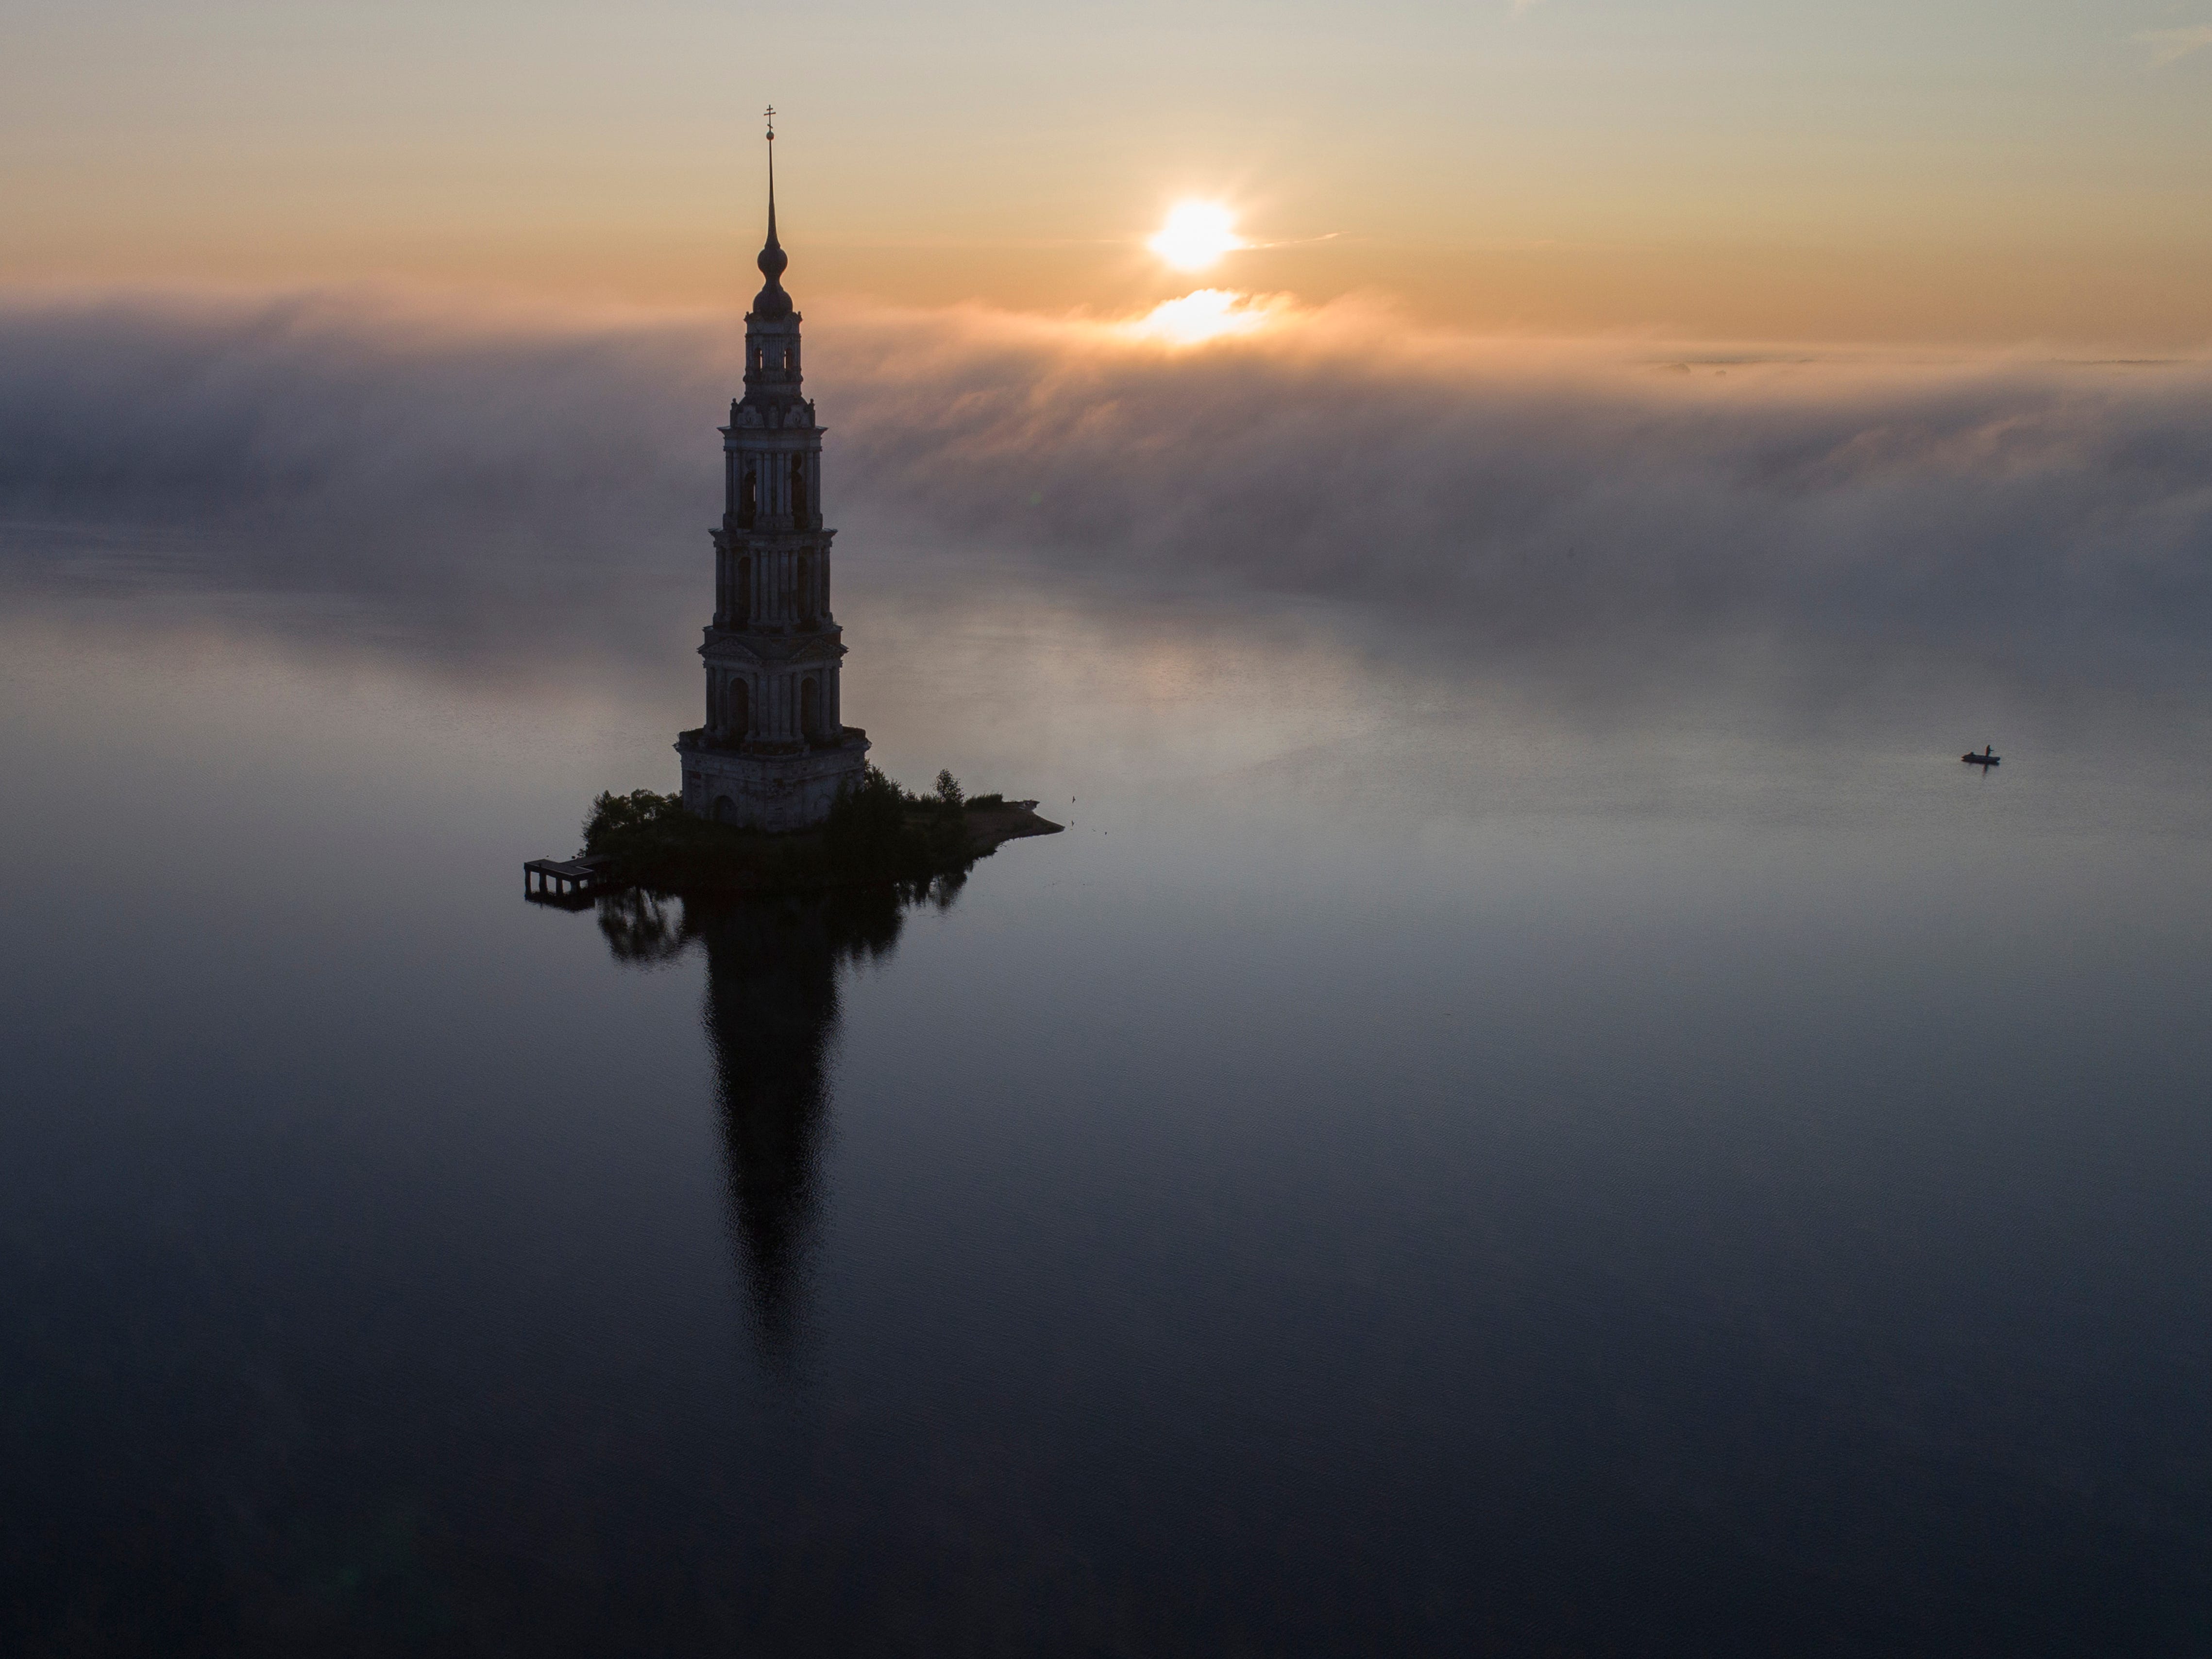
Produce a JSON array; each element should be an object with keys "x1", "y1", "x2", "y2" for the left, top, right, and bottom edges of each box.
[
  {"x1": 1, "y1": 288, "x2": 2208, "y2": 685},
  {"x1": 2135, "y1": 24, "x2": 2212, "y2": 66}
]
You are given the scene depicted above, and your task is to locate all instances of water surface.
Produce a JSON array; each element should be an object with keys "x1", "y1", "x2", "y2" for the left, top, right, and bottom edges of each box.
[{"x1": 4, "y1": 552, "x2": 2211, "y2": 1655}]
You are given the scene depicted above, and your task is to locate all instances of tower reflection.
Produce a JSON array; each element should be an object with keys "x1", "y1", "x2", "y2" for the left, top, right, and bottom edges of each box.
[{"x1": 593, "y1": 877, "x2": 961, "y2": 1347}]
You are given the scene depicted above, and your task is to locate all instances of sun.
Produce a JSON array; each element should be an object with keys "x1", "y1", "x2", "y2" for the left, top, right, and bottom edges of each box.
[{"x1": 1147, "y1": 202, "x2": 1245, "y2": 271}]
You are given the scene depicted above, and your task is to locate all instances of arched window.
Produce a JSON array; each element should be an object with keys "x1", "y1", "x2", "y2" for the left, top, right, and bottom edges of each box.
[
  {"x1": 790, "y1": 457, "x2": 808, "y2": 523},
  {"x1": 794, "y1": 550, "x2": 814, "y2": 623},
  {"x1": 738, "y1": 470, "x2": 756, "y2": 529},
  {"x1": 735, "y1": 556, "x2": 752, "y2": 624},
  {"x1": 800, "y1": 677, "x2": 821, "y2": 742},
  {"x1": 751, "y1": 347, "x2": 763, "y2": 371},
  {"x1": 730, "y1": 678, "x2": 749, "y2": 739},
  {"x1": 781, "y1": 347, "x2": 794, "y2": 371}
]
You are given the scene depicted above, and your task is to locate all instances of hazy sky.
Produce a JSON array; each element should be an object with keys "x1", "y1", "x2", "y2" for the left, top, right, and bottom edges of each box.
[{"x1": 6, "y1": 0, "x2": 2212, "y2": 341}]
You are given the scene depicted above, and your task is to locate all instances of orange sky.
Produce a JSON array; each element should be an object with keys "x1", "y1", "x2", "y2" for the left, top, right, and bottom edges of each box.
[{"x1": 6, "y1": 0, "x2": 2211, "y2": 345}]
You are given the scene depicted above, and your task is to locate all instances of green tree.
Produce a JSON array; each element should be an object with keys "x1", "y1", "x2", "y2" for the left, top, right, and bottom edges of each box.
[{"x1": 582, "y1": 788, "x2": 681, "y2": 854}]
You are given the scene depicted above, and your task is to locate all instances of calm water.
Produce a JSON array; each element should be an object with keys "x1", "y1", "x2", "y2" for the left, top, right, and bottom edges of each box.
[{"x1": 5, "y1": 551, "x2": 2212, "y2": 1655}]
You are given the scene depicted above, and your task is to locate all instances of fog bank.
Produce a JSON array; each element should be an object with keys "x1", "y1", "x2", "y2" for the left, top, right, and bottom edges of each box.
[{"x1": 3, "y1": 289, "x2": 2208, "y2": 677}]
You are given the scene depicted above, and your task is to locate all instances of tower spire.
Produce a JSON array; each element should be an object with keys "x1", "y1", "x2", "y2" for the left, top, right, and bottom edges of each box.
[{"x1": 758, "y1": 107, "x2": 787, "y2": 285}]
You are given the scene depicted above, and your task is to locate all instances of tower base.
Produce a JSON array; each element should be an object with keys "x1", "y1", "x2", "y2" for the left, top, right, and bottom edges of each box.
[{"x1": 677, "y1": 728, "x2": 870, "y2": 833}]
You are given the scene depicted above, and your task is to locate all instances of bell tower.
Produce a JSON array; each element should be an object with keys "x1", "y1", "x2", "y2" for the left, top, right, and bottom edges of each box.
[{"x1": 677, "y1": 111, "x2": 870, "y2": 830}]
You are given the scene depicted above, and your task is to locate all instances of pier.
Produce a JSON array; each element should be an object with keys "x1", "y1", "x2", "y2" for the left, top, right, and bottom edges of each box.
[{"x1": 523, "y1": 855, "x2": 611, "y2": 907}]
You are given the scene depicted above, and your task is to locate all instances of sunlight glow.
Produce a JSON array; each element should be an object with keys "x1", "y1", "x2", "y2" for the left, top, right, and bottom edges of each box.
[
  {"x1": 1121, "y1": 288, "x2": 1280, "y2": 346},
  {"x1": 1147, "y1": 202, "x2": 1246, "y2": 271}
]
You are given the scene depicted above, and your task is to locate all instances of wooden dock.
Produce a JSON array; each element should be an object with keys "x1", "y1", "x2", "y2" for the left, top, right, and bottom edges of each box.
[{"x1": 523, "y1": 855, "x2": 612, "y2": 907}]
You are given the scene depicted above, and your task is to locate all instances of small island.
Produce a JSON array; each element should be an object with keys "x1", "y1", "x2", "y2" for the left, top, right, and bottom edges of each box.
[{"x1": 536, "y1": 766, "x2": 1060, "y2": 901}]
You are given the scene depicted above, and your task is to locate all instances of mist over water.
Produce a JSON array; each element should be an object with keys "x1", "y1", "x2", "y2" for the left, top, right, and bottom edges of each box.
[
  {"x1": 5, "y1": 291, "x2": 2210, "y2": 677},
  {"x1": 4, "y1": 290, "x2": 2212, "y2": 1654}
]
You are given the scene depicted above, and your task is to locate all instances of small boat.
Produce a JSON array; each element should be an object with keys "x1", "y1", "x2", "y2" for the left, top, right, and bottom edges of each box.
[{"x1": 1962, "y1": 746, "x2": 2000, "y2": 766}]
